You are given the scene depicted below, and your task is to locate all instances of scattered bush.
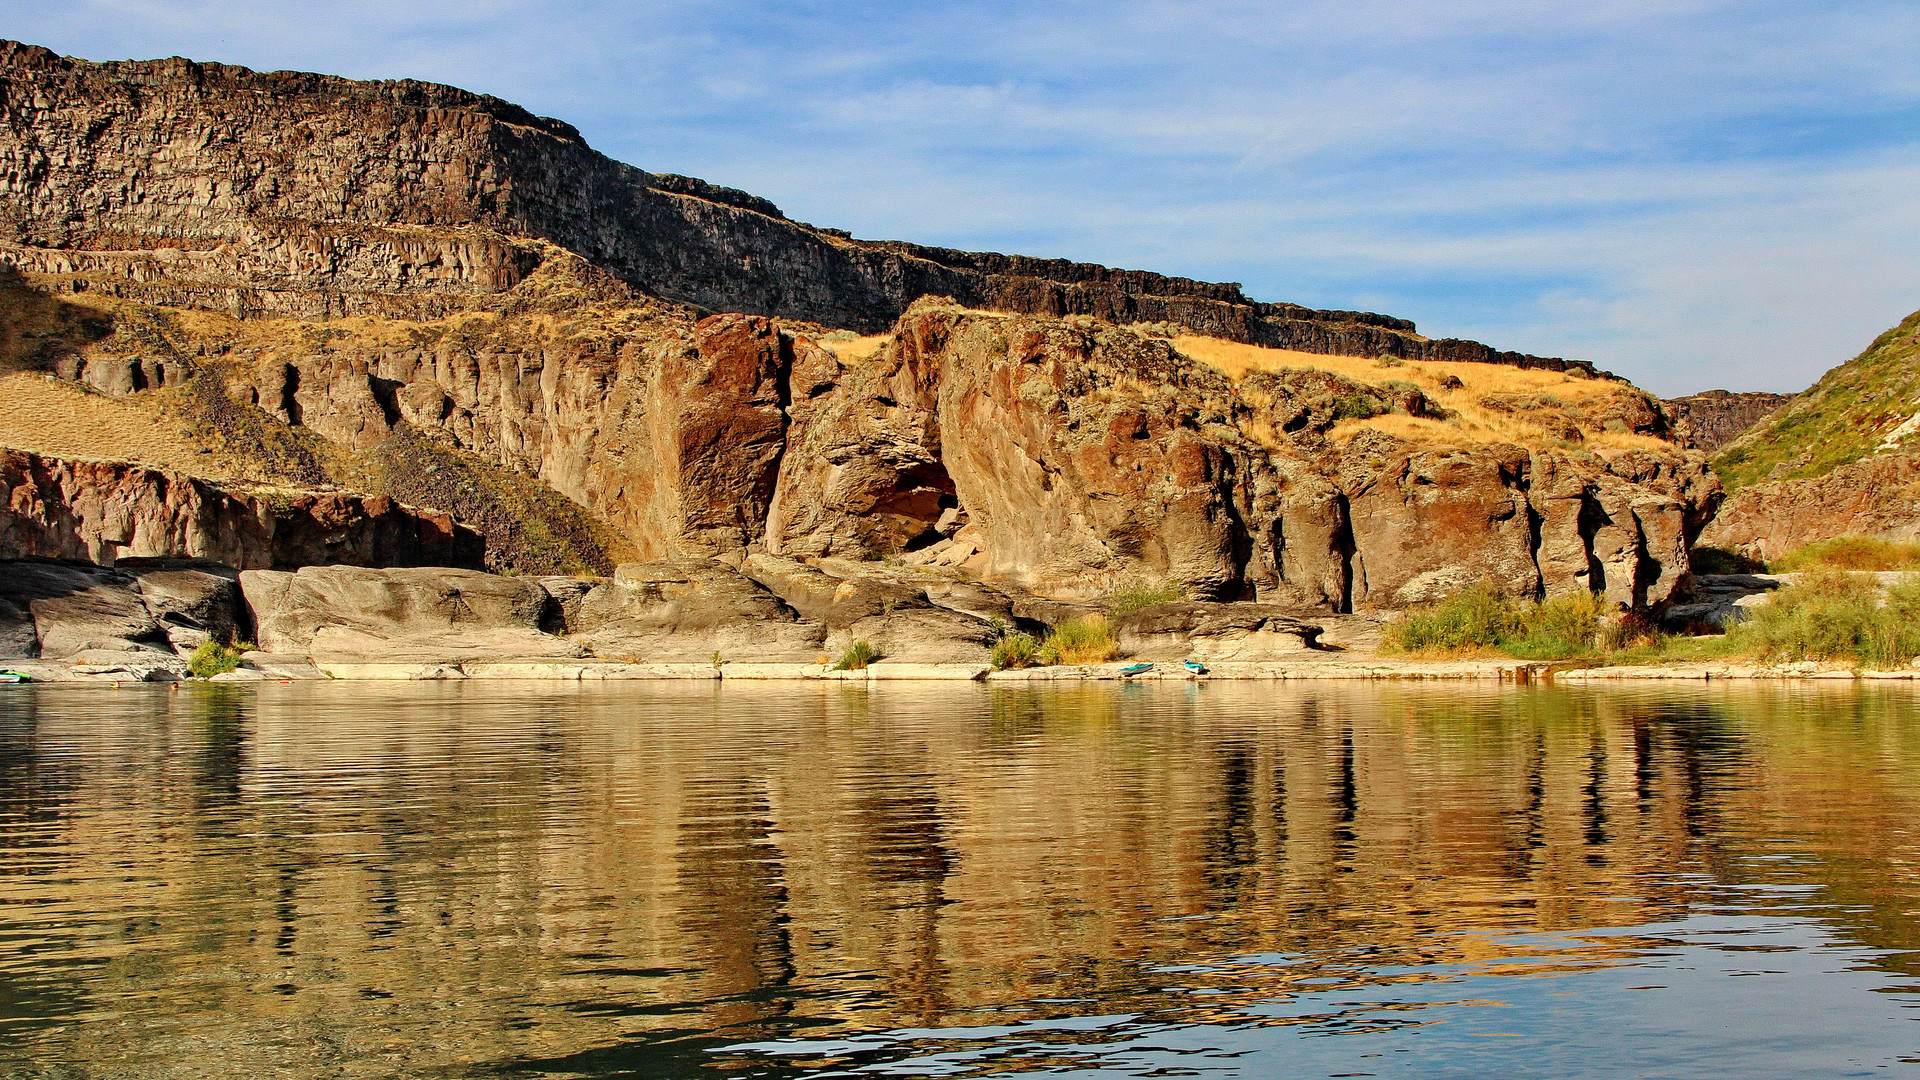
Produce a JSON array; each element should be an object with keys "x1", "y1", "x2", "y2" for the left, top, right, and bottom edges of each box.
[
  {"x1": 187, "y1": 639, "x2": 252, "y2": 679},
  {"x1": 1385, "y1": 583, "x2": 1607, "y2": 659},
  {"x1": 990, "y1": 632, "x2": 1041, "y2": 669},
  {"x1": 833, "y1": 640, "x2": 878, "y2": 671},
  {"x1": 1037, "y1": 615, "x2": 1119, "y2": 665},
  {"x1": 1505, "y1": 591, "x2": 1609, "y2": 659},
  {"x1": 1334, "y1": 393, "x2": 1386, "y2": 421},
  {"x1": 1106, "y1": 580, "x2": 1187, "y2": 616},
  {"x1": 1727, "y1": 571, "x2": 1920, "y2": 668},
  {"x1": 1385, "y1": 582, "x2": 1522, "y2": 652},
  {"x1": 1769, "y1": 536, "x2": 1920, "y2": 572}
]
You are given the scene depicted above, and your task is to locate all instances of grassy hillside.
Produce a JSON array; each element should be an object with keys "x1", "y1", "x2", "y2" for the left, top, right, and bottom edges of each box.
[
  {"x1": 1172, "y1": 334, "x2": 1674, "y2": 451},
  {"x1": 1714, "y1": 308, "x2": 1920, "y2": 491},
  {"x1": 0, "y1": 270, "x2": 634, "y2": 575}
]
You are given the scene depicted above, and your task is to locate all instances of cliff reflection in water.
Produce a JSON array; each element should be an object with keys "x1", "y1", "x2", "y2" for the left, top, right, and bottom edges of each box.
[{"x1": 1, "y1": 682, "x2": 1917, "y2": 1078}]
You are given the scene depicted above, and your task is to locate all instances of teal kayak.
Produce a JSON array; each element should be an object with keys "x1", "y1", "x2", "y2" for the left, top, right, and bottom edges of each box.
[{"x1": 1119, "y1": 662, "x2": 1153, "y2": 676}]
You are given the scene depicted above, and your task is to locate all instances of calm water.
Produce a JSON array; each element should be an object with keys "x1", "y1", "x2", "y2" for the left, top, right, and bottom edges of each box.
[{"x1": 1, "y1": 682, "x2": 1918, "y2": 1079}]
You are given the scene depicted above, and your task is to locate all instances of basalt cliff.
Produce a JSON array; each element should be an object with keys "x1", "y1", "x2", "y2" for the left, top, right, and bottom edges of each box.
[
  {"x1": 1699, "y1": 307, "x2": 1920, "y2": 562},
  {"x1": 0, "y1": 40, "x2": 1725, "y2": 669}
]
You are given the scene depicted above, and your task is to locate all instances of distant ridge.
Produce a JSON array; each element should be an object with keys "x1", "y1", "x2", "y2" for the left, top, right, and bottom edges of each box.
[{"x1": 0, "y1": 39, "x2": 1599, "y2": 374}]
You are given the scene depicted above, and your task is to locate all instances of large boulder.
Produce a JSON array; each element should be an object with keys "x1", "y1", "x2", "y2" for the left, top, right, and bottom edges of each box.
[
  {"x1": 1113, "y1": 602, "x2": 1323, "y2": 661},
  {"x1": 566, "y1": 559, "x2": 823, "y2": 662},
  {"x1": 1341, "y1": 438, "x2": 1540, "y2": 608},
  {"x1": 117, "y1": 559, "x2": 245, "y2": 653},
  {"x1": 241, "y1": 565, "x2": 579, "y2": 662},
  {"x1": 0, "y1": 561, "x2": 170, "y2": 658}
]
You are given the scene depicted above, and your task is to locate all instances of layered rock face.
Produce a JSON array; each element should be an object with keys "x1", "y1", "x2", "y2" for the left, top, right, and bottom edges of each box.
[
  {"x1": 1664, "y1": 390, "x2": 1793, "y2": 452},
  {"x1": 0, "y1": 448, "x2": 482, "y2": 569},
  {"x1": 1697, "y1": 455, "x2": 1920, "y2": 562},
  {"x1": 764, "y1": 305, "x2": 1717, "y2": 610},
  {"x1": 0, "y1": 40, "x2": 1719, "y2": 613},
  {"x1": 0, "y1": 39, "x2": 1591, "y2": 371}
]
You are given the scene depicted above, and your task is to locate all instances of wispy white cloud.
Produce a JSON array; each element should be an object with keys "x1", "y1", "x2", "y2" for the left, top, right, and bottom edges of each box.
[{"x1": 9, "y1": 0, "x2": 1920, "y2": 394}]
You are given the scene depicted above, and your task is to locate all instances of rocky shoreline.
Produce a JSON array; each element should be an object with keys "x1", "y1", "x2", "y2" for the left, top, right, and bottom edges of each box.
[
  {"x1": 7, "y1": 656, "x2": 1916, "y2": 685},
  {"x1": 2, "y1": 554, "x2": 1911, "y2": 687}
]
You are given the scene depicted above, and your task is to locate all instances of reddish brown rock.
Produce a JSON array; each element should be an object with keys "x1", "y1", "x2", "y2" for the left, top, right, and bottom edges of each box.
[
  {"x1": 0, "y1": 38, "x2": 1593, "y2": 372},
  {"x1": 0, "y1": 449, "x2": 482, "y2": 569},
  {"x1": 1698, "y1": 454, "x2": 1920, "y2": 561},
  {"x1": 1341, "y1": 438, "x2": 1540, "y2": 607}
]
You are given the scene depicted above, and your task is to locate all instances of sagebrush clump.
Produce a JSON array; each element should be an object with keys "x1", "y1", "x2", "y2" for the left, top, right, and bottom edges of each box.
[
  {"x1": 1105, "y1": 580, "x2": 1186, "y2": 616},
  {"x1": 186, "y1": 639, "x2": 253, "y2": 679},
  {"x1": 990, "y1": 632, "x2": 1040, "y2": 669},
  {"x1": 1385, "y1": 583, "x2": 1607, "y2": 660},
  {"x1": 1037, "y1": 615, "x2": 1119, "y2": 665},
  {"x1": 833, "y1": 640, "x2": 877, "y2": 670},
  {"x1": 1727, "y1": 571, "x2": 1920, "y2": 668}
]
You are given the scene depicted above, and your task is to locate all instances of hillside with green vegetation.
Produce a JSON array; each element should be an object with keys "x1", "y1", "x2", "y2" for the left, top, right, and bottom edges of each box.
[{"x1": 1713, "y1": 308, "x2": 1920, "y2": 491}]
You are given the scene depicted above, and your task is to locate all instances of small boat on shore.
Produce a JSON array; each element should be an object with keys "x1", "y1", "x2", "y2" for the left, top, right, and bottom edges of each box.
[
  {"x1": 1183, "y1": 660, "x2": 1208, "y2": 675},
  {"x1": 1119, "y1": 662, "x2": 1153, "y2": 676}
]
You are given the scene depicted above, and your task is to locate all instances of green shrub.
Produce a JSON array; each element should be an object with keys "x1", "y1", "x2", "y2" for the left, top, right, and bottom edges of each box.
[
  {"x1": 1334, "y1": 393, "x2": 1385, "y2": 421},
  {"x1": 1037, "y1": 615, "x2": 1119, "y2": 665},
  {"x1": 1384, "y1": 582, "x2": 1522, "y2": 652},
  {"x1": 186, "y1": 639, "x2": 251, "y2": 679},
  {"x1": 1505, "y1": 591, "x2": 1608, "y2": 659},
  {"x1": 990, "y1": 632, "x2": 1040, "y2": 669},
  {"x1": 1769, "y1": 536, "x2": 1920, "y2": 572},
  {"x1": 1385, "y1": 583, "x2": 1607, "y2": 659},
  {"x1": 1106, "y1": 580, "x2": 1186, "y2": 616},
  {"x1": 1727, "y1": 570, "x2": 1920, "y2": 668},
  {"x1": 833, "y1": 640, "x2": 877, "y2": 671}
]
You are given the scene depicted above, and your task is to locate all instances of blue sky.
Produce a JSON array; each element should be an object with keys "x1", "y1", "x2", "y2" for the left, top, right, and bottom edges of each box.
[{"x1": 8, "y1": 0, "x2": 1920, "y2": 394}]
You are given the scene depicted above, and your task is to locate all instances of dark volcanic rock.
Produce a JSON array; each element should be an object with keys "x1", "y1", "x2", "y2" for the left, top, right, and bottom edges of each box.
[
  {"x1": 0, "y1": 39, "x2": 1592, "y2": 373},
  {"x1": 1664, "y1": 390, "x2": 1794, "y2": 452}
]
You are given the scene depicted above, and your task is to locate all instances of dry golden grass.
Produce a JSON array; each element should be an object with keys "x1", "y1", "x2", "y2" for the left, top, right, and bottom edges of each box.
[
  {"x1": 1171, "y1": 333, "x2": 1666, "y2": 450},
  {"x1": 1173, "y1": 334, "x2": 1615, "y2": 399},
  {"x1": 819, "y1": 334, "x2": 890, "y2": 362},
  {"x1": 0, "y1": 372, "x2": 223, "y2": 473}
]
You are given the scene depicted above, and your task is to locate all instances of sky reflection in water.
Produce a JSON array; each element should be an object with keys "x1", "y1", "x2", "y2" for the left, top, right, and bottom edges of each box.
[{"x1": 0, "y1": 681, "x2": 1916, "y2": 1078}]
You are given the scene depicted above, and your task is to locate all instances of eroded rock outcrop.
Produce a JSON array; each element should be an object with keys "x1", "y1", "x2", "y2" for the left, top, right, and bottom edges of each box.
[
  {"x1": 0, "y1": 39, "x2": 1591, "y2": 372},
  {"x1": 766, "y1": 304, "x2": 1717, "y2": 610},
  {"x1": 1664, "y1": 390, "x2": 1793, "y2": 452},
  {"x1": 243, "y1": 565, "x2": 579, "y2": 662},
  {"x1": 1113, "y1": 602, "x2": 1323, "y2": 661},
  {"x1": 0, "y1": 449, "x2": 483, "y2": 569},
  {"x1": 0, "y1": 557, "x2": 240, "y2": 661},
  {"x1": 1698, "y1": 454, "x2": 1920, "y2": 562}
]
